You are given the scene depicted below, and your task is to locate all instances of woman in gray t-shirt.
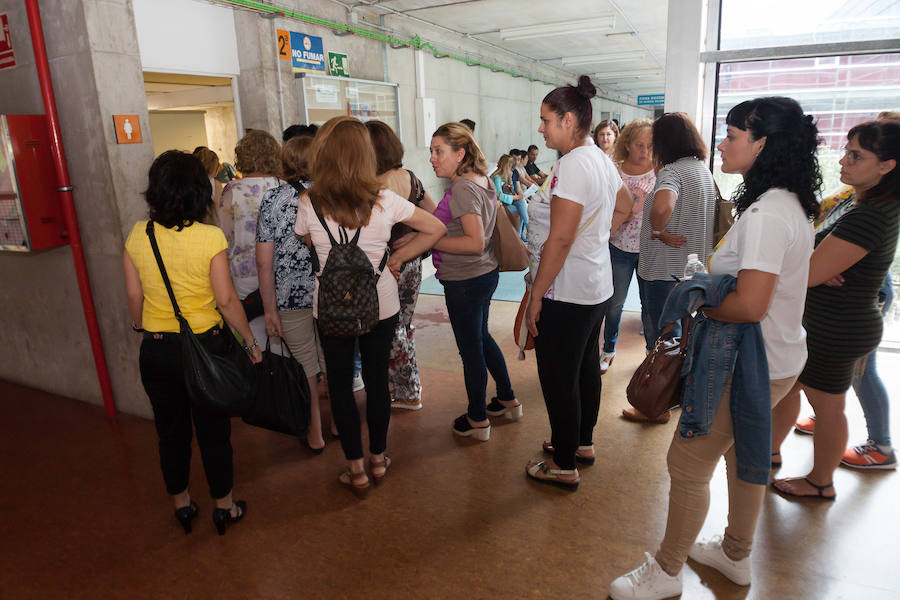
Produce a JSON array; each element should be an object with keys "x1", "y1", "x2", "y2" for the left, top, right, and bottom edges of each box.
[{"x1": 428, "y1": 122, "x2": 519, "y2": 442}]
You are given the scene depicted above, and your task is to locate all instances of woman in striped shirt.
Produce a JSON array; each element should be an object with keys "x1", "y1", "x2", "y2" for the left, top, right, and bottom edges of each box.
[{"x1": 771, "y1": 120, "x2": 900, "y2": 500}]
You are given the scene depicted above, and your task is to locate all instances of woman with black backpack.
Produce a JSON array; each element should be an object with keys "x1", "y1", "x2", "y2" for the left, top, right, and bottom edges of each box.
[{"x1": 294, "y1": 116, "x2": 445, "y2": 497}]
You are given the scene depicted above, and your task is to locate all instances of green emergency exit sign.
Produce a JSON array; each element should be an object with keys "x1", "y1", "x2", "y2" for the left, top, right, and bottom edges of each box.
[{"x1": 328, "y1": 52, "x2": 349, "y2": 77}]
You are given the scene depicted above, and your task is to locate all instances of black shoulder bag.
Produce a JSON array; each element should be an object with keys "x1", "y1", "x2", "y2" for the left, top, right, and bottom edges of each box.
[{"x1": 146, "y1": 221, "x2": 257, "y2": 417}]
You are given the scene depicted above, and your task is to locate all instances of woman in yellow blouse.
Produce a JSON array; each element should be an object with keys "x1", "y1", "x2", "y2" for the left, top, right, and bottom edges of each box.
[{"x1": 123, "y1": 151, "x2": 261, "y2": 536}]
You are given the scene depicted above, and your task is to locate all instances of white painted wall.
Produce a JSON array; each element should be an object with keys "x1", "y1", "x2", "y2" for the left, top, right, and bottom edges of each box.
[
  {"x1": 134, "y1": 0, "x2": 240, "y2": 75},
  {"x1": 148, "y1": 111, "x2": 208, "y2": 158}
]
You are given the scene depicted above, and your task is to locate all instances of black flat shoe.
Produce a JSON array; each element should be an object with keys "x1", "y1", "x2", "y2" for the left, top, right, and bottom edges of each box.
[
  {"x1": 303, "y1": 438, "x2": 326, "y2": 455},
  {"x1": 212, "y1": 500, "x2": 247, "y2": 536},
  {"x1": 174, "y1": 500, "x2": 198, "y2": 534}
]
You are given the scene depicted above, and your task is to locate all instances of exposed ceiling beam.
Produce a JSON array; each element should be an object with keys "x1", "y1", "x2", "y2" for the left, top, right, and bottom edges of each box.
[
  {"x1": 606, "y1": 0, "x2": 663, "y2": 68},
  {"x1": 561, "y1": 51, "x2": 647, "y2": 66},
  {"x1": 499, "y1": 16, "x2": 615, "y2": 42}
]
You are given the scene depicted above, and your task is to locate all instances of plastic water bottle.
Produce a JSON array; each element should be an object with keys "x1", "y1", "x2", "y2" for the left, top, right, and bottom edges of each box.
[{"x1": 683, "y1": 253, "x2": 706, "y2": 280}]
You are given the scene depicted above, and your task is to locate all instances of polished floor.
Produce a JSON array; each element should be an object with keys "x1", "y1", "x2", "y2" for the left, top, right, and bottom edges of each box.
[{"x1": 3, "y1": 294, "x2": 900, "y2": 599}]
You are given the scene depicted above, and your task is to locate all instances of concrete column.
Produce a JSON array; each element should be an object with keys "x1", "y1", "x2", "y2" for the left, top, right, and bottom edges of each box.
[
  {"x1": 0, "y1": 0, "x2": 154, "y2": 416},
  {"x1": 663, "y1": 0, "x2": 712, "y2": 125}
]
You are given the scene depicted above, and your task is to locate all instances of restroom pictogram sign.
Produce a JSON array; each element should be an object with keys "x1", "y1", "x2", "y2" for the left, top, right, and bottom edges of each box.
[
  {"x1": 0, "y1": 13, "x2": 16, "y2": 70},
  {"x1": 113, "y1": 115, "x2": 142, "y2": 144}
]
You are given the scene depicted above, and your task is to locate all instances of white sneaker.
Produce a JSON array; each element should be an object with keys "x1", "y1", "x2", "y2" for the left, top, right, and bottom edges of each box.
[
  {"x1": 609, "y1": 553, "x2": 682, "y2": 600},
  {"x1": 600, "y1": 351, "x2": 616, "y2": 375},
  {"x1": 688, "y1": 535, "x2": 750, "y2": 586},
  {"x1": 352, "y1": 374, "x2": 365, "y2": 392}
]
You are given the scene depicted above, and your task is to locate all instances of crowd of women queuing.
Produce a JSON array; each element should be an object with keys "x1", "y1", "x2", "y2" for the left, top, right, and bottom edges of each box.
[{"x1": 123, "y1": 71, "x2": 899, "y2": 598}]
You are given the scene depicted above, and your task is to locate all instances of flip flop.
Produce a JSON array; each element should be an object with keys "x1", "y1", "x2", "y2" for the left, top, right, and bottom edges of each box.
[{"x1": 771, "y1": 477, "x2": 836, "y2": 501}]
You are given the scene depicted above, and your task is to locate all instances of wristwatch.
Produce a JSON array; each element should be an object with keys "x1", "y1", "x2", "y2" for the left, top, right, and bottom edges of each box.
[{"x1": 242, "y1": 340, "x2": 258, "y2": 352}]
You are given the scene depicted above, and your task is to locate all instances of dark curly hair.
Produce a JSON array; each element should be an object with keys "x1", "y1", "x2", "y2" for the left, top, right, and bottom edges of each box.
[
  {"x1": 728, "y1": 97, "x2": 822, "y2": 220},
  {"x1": 847, "y1": 120, "x2": 900, "y2": 204},
  {"x1": 145, "y1": 150, "x2": 212, "y2": 230}
]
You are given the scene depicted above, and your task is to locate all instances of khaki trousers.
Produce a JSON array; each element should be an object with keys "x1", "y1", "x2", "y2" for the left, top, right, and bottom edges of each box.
[{"x1": 655, "y1": 375, "x2": 797, "y2": 574}]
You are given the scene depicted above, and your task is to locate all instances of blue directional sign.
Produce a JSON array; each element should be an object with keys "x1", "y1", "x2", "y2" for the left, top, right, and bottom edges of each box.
[
  {"x1": 637, "y1": 94, "x2": 665, "y2": 106},
  {"x1": 290, "y1": 31, "x2": 326, "y2": 74}
]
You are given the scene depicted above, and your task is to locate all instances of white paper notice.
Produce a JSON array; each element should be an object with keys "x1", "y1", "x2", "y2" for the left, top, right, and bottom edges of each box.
[
  {"x1": 315, "y1": 84, "x2": 339, "y2": 104},
  {"x1": 522, "y1": 184, "x2": 540, "y2": 200}
]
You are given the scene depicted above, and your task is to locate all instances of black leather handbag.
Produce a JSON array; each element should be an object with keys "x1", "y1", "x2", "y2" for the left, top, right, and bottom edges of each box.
[
  {"x1": 146, "y1": 221, "x2": 257, "y2": 417},
  {"x1": 242, "y1": 338, "x2": 310, "y2": 438}
]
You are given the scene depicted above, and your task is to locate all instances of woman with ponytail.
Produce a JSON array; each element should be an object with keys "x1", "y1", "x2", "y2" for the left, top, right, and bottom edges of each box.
[
  {"x1": 610, "y1": 97, "x2": 819, "y2": 599},
  {"x1": 524, "y1": 75, "x2": 634, "y2": 489}
]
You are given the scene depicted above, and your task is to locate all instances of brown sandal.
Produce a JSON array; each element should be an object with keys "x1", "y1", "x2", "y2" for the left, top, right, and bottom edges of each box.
[
  {"x1": 621, "y1": 406, "x2": 671, "y2": 424},
  {"x1": 339, "y1": 468, "x2": 370, "y2": 498},
  {"x1": 369, "y1": 455, "x2": 391, "y2": 485}
]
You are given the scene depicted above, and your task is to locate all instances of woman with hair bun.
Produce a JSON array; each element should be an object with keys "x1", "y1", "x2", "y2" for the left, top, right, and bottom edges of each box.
[
  {"x1": 429, "y1": 122, "x2": 521, "y2": 442},
  {"x1": 610, "y1": 97, "x2": 819, "y2": 599},
  {"x1": 524, "y1": 76, "x2": 633, "y2": 489}
]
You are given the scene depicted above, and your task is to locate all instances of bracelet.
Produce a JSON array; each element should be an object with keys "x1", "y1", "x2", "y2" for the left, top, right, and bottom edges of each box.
[
  {"x1": 131, "y1": 322, "x2": 145, "y2": 333},
  {"x1": 652, "y1": 230, "x2": 663, "y2": 236},
  {"x1": 242, "y1": 340, "x2": 258, "y2": 351}
]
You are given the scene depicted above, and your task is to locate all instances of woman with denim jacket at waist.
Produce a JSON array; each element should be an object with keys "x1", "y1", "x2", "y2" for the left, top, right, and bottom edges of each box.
[
  {"x1": 123, "y1": 151, "x2": 263, "y2": 536},
  {"x1": 609, "y1": 97, "x2": 818, "y2": 600}
]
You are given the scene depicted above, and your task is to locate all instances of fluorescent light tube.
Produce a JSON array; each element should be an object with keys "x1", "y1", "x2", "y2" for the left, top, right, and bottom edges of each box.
[
  {"x1": 592, "y1": 69, "x2": 663, "y2": 79},
  {"x1": 499, "y1": 16, "x2": 615, "y2": 42},
  {"x1": 561, "y1": 51, "x2": 646, "y2": 66}
]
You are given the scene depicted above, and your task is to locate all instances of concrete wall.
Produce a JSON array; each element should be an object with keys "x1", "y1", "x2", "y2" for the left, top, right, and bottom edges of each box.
[{"x1": 0, "y1": 0, "x2": 155, "y2": 416}]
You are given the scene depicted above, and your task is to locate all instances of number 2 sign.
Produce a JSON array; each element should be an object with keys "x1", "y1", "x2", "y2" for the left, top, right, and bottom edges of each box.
[{"x1": 277, "y1": 29, "x2": 290, "y2": 59}]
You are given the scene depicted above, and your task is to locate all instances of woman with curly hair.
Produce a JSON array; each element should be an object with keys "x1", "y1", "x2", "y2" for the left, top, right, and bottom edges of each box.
[
  {"x1": 218, "y1": 130, "x2": 284, "y2": 346},
  {"x1": 610, "y1": 97, "x2": 819, "y2": 598},
  {"x1": 123, "y1": 151, "x2": 262, "y2": 535},
  {"x1": 599, "y1": 118, "x2": 654, "y2": 376},
  {"x1": 771, "y1": 119, "x2": 900, "y2": 498}
]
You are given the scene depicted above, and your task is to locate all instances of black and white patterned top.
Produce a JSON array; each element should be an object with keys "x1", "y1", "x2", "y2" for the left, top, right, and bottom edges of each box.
[{"x1": 256, "y1": 182, "x2": 315, "y2": 311}]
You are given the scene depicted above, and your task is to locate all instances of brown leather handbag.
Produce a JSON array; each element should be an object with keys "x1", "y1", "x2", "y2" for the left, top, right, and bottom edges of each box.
[
  {"x1": 626, "y1": 318, "x2": 693, "y2": 421},
  {"x1": 491, "y1": 202, "x2": 529, "y2": 272}
]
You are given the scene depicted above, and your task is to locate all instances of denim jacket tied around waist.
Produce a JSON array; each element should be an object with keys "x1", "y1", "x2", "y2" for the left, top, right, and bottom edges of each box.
[{"x1": 659, "y1": 273, "x2": 772, "y2": 485}]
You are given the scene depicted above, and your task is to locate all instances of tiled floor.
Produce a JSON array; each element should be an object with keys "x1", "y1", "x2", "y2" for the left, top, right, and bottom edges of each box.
[{"x1": 2, "y1": 294, "x2": 899, "y2": 599}]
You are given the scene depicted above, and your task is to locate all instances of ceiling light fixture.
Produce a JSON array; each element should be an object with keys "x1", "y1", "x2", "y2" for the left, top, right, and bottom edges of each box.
[
  {"x1": 499, "y1": 16, "x2": 615, "y2": 42},
  {"x1": 561, "y1": 51, "x2": 646, "y2": 66},
  {"x1": 592, "y1": 69, "x2": 663, "y2": 79},
  {"x1": 606, "y1": 31, "x2": 636, "y2": 38}
]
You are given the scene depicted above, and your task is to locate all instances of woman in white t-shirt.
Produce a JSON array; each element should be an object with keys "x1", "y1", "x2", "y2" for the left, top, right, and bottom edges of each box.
[
  {"x1": 294, "y1": 117, "x2": 445, "y2": 497},
  {"x1": 524, "y1": 76, "x2": 633, "y2": 490},
  {"x1": 610, "y1": 98, "x2": 819, "y2": 599}
]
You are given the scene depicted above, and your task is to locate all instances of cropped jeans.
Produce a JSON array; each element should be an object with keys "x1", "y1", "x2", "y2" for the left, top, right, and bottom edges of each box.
[
  {"x1": 602, "y1": 243, "x2": 640, "y2": 353},
  {"x1": 442, "y1": 268, "x2": 515, "y2": 421}
]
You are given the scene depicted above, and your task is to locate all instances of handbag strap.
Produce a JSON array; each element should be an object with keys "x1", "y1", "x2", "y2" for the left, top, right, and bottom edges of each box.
[{"x1": 145, "y1": 220, "x2": 186, "y2": 322}]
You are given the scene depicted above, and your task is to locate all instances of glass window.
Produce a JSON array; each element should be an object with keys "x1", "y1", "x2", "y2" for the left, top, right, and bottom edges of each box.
[
  {"x1": 711, "y1": 51, "x2": 900, "y2": 344},
  {"x1": 719, "y1": 0, "x2": 900, "y2": 51}
]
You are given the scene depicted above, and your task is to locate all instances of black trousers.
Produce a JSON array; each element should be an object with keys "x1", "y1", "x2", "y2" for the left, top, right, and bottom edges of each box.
[
  {"x1": 534, "y1": 297, "x2": 610, "y2": 470},
  {"x1": 139, "y1": 330, "x2": 234, "y2": 499},
  {"x1": 319, "y1": 314, "x2": 399, "y2": 460}
]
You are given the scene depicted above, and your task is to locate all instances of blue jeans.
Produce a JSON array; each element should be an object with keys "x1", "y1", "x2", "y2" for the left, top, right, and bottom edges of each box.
[
  {"x1": 638, "y1": 276, "x2": 679, "y2": 350},
  {"x1": 442, "y1": 268, "x2": 515, "y2": 421},
  {"x1": 507, "y1": 199, "x2": 529, "y2": 241},
  {"x1": 853, "y1": 273, "x2": 893, "y2": 446},
  {"x1": 602, "y1": 244, "x2": 640, "y2": 353}
]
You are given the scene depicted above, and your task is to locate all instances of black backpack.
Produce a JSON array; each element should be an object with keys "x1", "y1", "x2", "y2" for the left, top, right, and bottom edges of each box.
[{"x1": 312, "y1": 211, "x2": 388, "y2": 338}]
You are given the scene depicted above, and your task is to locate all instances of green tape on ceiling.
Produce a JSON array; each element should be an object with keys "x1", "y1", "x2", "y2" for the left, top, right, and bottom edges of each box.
[{"x1": 218, "y1": 0, "x2": 558, "y2": 85}]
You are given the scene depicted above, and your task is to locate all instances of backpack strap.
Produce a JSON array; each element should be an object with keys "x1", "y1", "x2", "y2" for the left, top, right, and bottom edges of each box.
[
  {"x1": 313, "y1": 208, "x2": 389, "y2": 278},
  {"x1": 145, "y1": 221, "x2": 189, "y2": 328}
]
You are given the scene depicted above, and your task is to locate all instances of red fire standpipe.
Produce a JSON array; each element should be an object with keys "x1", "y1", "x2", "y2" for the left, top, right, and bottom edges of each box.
[{"x1": 25, "y1": 0, "x2": 117, "y2": 418}]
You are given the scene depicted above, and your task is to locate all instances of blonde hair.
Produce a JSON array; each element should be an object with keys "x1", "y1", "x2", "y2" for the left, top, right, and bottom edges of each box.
[
  {"x1": 307, "y1": 116, "x2": 383, "y2": 229},
  {"x1": 432, "y1": 122, "x2": 488, "y2": 177},
  {"x1": 878, "y1": 110, "x2": 900, "y2": 122},
  {"x1": 613, "y1": 118, "x2": 653, "y2": 163},
  {"x1": 193, "y1": 147, "x2": 219, "y2": 177},
  {"x1": 234, "y1": 129, "x2": 281, "y2": 175},
  {"x1": 495, "y1": 154, "x2": 515, "y2": 181}
]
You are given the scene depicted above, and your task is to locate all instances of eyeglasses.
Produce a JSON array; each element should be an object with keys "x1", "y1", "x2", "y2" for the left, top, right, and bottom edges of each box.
[{"x1": 841, "y1": 147, "x2": 867, "y2": 165}]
